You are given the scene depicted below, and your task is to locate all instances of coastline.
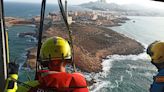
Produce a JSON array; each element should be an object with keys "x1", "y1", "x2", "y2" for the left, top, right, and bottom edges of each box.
[
  {"x1": 5, "y1": 17, "x2": 33, "y2": 27},
  {"x1": 25, "y1": 22, "x2": 144, "y2": 72},
  {"x1": 5, "y1": 15, "x2": 144, "y2": 73}
]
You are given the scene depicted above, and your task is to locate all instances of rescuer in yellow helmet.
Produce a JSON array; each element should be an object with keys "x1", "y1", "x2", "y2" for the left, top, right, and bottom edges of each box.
[
  {"x1": 40, "y1": 36, "x2": 72, "y2": 64},
  {"x1": 6, "y1": 36, "x2": 89, "y2": 92},
  {"x1": 36, "y1": 36, "x2": 88, "y2": 92},
  {"x1": 147, "y1": 41, "x2": 164, "y2": 92},
  {"x1": 147, "y1": 41, "x2": 164, "y2": 69}
]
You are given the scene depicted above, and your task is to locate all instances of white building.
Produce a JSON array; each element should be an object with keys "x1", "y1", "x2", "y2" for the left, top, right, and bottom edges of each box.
[
  {"x1": 68, "y1": 16, "x2": 73, "y2": 25},
  {"x1": 100, "y1": 0, "x2": 106, "y2": 3}
]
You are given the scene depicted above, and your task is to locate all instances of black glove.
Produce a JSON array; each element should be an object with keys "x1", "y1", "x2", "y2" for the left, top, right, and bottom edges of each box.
[{"x1": 8, "y1": 62, "x2": 19, "y2": 74}]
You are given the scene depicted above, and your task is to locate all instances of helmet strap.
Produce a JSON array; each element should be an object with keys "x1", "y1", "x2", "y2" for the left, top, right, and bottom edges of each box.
[
  {"x1": 48, "y1": 54, "x2": 51, "y2": 62},
  {"x1": 61, "y1": 53, "x2": 65, "y2": 63},
  {"x1": 152, "y1": 61, "x2": 164, "y2": 71},
  {"x1": 40, "y1": 55, "x2": 51, "y2": 68}
]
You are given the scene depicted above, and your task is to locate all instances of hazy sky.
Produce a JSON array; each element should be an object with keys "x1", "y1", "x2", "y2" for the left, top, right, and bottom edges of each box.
[{"x1": 4, "y1": 0, "x2": 164, "y2": 9}]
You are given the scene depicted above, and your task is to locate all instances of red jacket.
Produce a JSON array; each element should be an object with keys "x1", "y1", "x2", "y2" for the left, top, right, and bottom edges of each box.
[{"x1": 30, "y1": 70, "x2": 89, "y2": 92}]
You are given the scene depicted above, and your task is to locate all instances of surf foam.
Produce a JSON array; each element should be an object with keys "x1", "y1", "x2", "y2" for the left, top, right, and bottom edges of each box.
[{"x1": 88, "y1": 52, "x2": 155, "y2": 92}]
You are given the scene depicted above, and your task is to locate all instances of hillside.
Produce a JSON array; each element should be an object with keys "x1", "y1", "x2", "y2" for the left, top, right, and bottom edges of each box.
[{"x1": 80, "y1": 1, "x2": 164, "y2": 16}]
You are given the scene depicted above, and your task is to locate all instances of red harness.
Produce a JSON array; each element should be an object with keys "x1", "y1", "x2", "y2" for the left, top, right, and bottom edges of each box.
[{"x1": 29, "y1": 70, "x2": 88, "y2": 92}]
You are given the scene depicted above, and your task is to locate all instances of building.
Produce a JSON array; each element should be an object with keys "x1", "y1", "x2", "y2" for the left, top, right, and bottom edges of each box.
[
  {"x1": 92, "y1": 14, "x2": 98, "y2": 20},
  {"x1": 100, "y1": 0, "x2": 106, "y2": 3},
  {"x1": 68, "y1": 16, "x2": 73, "y2": 25}
]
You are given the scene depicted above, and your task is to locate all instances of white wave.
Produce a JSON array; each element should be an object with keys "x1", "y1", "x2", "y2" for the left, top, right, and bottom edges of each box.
[
  {"x1": 140, "y1": 72, "x2": 155, "y2": 77},
  {"x1": 90, "y1": 81, "x2": 109, "y2": 92},
  {"x1": 102, "y1": 52, "x2": 150, "y2": 74},
  {"x1": 106, "y1": 52, "x2": 149, "y2": 61},
  {"x1": 25, "y1": 24, "x2": 36, "y2": 27},
  {"x1": 126, "y1": 70, "x2": 133, "y2": 78},
  {"x1": 25, "y1": 35, "x2": 37, "y2": 42},
  {"x1": 16, "y1": 33, "x2": 20, "y2": 37},
  {"x1": 102, "y1": 59, "x2": 113, "y2": 77},
  {"x1": 115, "y1": 75, "x2": 124, "y2": 88},
  {"x1": 127, "y1": 63, "x2": 156, "y2": 71},
  {"x1": 88, "y1": 52, "x2": 153, "y2": 91},
  {"x1": 90, "y1": 76, "x2": 124, "y2": 92}
]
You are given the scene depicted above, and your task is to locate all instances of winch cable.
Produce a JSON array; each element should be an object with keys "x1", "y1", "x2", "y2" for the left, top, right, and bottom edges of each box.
[
  {"x1": 58, "y1": 0, "x2": 77, "y2": 72},
  {"x1": 36, "y1": 0, "x2": 46, "y2": 79}
]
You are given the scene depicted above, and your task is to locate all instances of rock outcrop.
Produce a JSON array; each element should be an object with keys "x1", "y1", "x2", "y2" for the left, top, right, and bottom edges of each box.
[
  {"x1": 5, "y1": 17, "x2": 33, "y2": 27},
  {"x1": 26, "y1": 23, "x2": 144, "y2": 72}
]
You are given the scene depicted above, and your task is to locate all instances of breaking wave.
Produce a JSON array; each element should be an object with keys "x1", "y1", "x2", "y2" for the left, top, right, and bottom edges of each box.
[
  {"x1": 24, "y1": 35, "x2": 37, "y2": 42},
  {"x1": 87, "y1": 52, "x2": 156, "y2": 92}
]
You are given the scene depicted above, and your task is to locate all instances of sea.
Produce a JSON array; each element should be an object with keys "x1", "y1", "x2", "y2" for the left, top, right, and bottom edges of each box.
[
  {"x1": 4, "y1": 2, "x2": 164, "y2": 92},
  {"x1": 90, "y1": 16, "x2": 164, "y2": 92}
]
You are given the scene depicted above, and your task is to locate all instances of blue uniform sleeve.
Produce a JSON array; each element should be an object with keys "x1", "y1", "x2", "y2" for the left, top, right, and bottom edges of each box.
[{"x1": 150, "y1": 82, "x2": 164, "y2": 92}]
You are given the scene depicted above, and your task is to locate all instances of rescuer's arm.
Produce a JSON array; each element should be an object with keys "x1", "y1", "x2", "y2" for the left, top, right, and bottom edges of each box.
[{"x1": 5, "y1": 62, "x2": 19, "y2": 92}]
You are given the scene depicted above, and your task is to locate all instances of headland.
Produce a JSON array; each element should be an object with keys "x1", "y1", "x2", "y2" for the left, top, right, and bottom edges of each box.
[{"x1": 6, "y1": 11, "x2": 144, "y2": 72}]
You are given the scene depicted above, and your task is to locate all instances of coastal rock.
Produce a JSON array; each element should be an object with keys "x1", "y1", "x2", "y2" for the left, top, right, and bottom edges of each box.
[
  {"x1": 18, "y1": 32, "x2": 36, "y2": 38},
  {"x1": 26, "y1": 23, "x2": 144, "y2": 72},
  {"x1": 25, "y1": 48, "x2": 37, "y2": 68},
  {"x1": 5, "y1": 17, "x2": 33, "y2": 27}
]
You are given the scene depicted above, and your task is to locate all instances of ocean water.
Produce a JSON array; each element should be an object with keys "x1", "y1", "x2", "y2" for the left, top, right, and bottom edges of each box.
[
  {"x1": 8, "y1": 25, "x2": 37, "y2": 81},
  {"x1": 4, "y1": 2, "x2": 164, "y2": 92},
  {"x1": 4, "y1": 2, "x2": 58, "y2": 18},
  {"x1": 110, "y1": 16, "x2": 164, "y2": 46},
  {"x1": 89, "y1": 16, "x2": 164, "y2": 92},
  {"x1": 4, "y1": 2, "x2": 89, "y2": 18}
]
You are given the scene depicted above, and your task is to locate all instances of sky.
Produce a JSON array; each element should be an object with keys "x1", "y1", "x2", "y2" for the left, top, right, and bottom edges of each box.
[{"x1": 4, "y1": 0, "x2": 164, "y2": 9}]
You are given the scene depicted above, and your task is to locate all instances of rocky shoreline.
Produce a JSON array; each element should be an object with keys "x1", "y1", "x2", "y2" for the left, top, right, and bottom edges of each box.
[
  {"x1": 5, "y1": 17, "x2": 33, "y2": 27},
  {"x1": 25, "y1": 23, "x2": 144, "y2": 72},
  {"x1": 5, "y1": 16, "x2": 144, "y2": 73}
]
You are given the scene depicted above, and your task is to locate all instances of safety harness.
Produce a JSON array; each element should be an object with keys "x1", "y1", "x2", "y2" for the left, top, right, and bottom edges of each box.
[
  {"x1": 153, "y1": 69, "x2": 164, "y2": 83},
  {"x1": 36, "y1": 0, "x2": 77, "y2": 74},
  {"x1": 150, "y1": 69, "x2": 164, "y2": 92},
  {"x1": 154, "y1": 76, "x2": 164, "y2": 83},
  {"x1": 16, "y1": 71, "x2": 88, "y2": 92}
]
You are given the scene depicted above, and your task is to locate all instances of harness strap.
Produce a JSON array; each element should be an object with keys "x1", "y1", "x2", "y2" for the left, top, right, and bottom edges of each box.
[
  {"x1": 154, "y1": 76, "x2": 164, "y2": 83},
  {"x1": 69, "y1": 86, "x2": 88, "y2": 88},
  {"x1": 42, "y1": 86, "x2": 88, "y2": 89},
  {"x1": 29, "y1": 85, "x2": 88, "y2": 92}
]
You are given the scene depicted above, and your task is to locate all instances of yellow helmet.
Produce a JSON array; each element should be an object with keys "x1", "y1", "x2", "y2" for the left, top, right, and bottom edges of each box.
[
  {"x1": 40, "y1": 36, "x2": 71, "y2": 61},
  {"x1": 147, "y1": 41, "x2": 164, "y2": 64}
]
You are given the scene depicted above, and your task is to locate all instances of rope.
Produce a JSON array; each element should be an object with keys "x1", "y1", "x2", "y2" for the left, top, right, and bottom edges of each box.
[
  {"x1": 36, "y1": 0, "x2": 46, "y2": 79},
  {"x1": 58, "y1": 0, "x2": 77, "y2": 72}
]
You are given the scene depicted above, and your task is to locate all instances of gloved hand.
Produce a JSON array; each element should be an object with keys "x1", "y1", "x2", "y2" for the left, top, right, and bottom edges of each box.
[
  {"x1": 8, "y1": 62, "x2": 19, "y2": 74},
  {"x1": 7, "y1": 62, "x2": 19, "y2": 91}
]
